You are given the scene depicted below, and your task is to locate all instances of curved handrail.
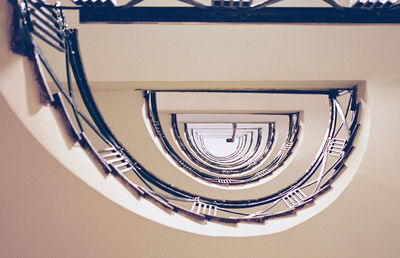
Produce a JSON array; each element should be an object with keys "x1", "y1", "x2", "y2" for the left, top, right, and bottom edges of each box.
[{"x1": 10, "y1": 0, "x2": 361, "y2": 224}]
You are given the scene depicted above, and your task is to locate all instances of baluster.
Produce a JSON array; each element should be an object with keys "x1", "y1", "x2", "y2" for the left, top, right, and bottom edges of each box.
[
  {"x1": 283, "y1": 189, "x2": 307, "y2": 208},
  {"x1": 191, "y1": 200, "x2": 218, "y2": 216},
  {"x1": 327, "y1": 138, "x2": 347, "y2": 157},
  {"x1": 98, "y1": 147, "x2": 133, "y2": 174}
]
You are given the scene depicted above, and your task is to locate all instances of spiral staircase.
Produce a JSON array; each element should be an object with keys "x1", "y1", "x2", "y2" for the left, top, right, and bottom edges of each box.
[{"x1": 1, "y1": 0, "x2": 399, "y2": 257}]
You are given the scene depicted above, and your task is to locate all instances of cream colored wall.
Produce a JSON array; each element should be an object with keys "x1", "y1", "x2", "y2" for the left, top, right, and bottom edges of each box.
[{"x1": 1, "y1": 0, "x2": 400, "y2": 257}]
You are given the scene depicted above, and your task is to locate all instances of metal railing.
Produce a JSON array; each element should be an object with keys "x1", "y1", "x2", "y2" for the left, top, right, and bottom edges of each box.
[{"x1": 10, "y1": 0, "x2": 360, "y2": 225}]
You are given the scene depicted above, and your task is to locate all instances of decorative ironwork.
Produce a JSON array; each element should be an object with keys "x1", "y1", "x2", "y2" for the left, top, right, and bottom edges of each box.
[
  {"x1": 183, "y1": 122, "x2": 271, "y2": 169},
  {"x1": 144, "y1": 91, "x2": 302, "y2": 186},
  {"x1": 351, "y1": 0, "x2": 400, "y2": 9},
  {"x1": 9, "y1": 0, "x2": 361, "y2": 226},
  {"x1": 77, "y1": 0, "x2": 400, "y2": 23}
]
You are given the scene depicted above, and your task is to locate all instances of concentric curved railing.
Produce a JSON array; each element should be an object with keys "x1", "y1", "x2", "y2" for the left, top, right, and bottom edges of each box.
[
  {"x1": 10, "y1": 0, "x2": 360, "y2": 225},
  {"x1": 145, "y1": 91, "x2": 301, "y2": 185},
  {"x1": 180, "y1": 122, "x2": 274, "y2": 171},
  {"x1": 149, "y1": 105, "x2": 299, "y2": 185}
]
